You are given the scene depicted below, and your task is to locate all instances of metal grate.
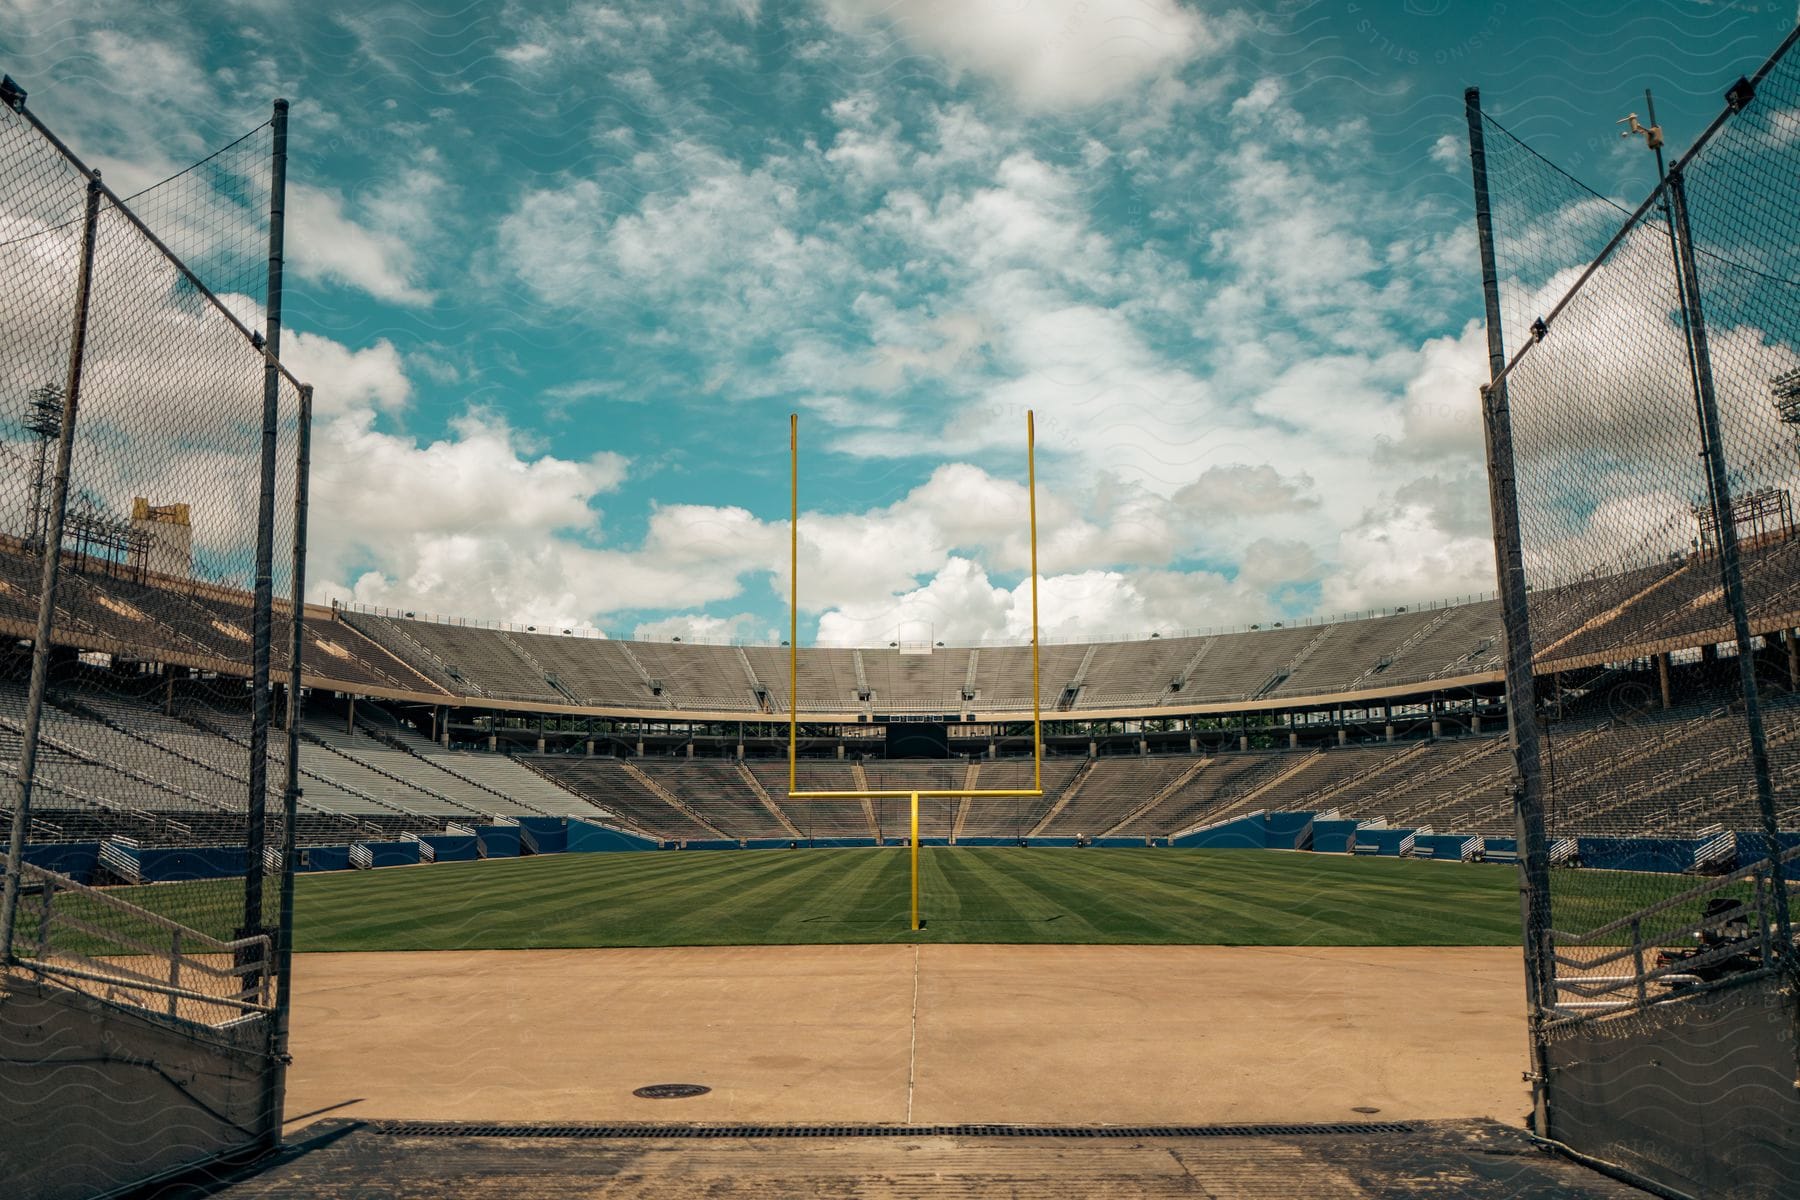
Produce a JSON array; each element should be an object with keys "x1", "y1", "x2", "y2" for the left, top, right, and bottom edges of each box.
[
  {"x1": 632, "y1": 1084, "x2": 711, "y2": 1100},
  {"x1": 368, "y1": 1120, "x2": 1417, "y2": 1140}
]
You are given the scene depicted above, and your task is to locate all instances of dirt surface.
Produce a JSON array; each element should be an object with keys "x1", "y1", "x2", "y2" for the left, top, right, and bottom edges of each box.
[{"x1": 283, "y1": 945, "x2": 1531, "y2": 1130}]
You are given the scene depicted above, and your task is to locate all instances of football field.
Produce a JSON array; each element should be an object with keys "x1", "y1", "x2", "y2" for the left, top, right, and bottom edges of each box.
[{"x1": 281, "y1": 846, "x2": 1529, "y2": 951}]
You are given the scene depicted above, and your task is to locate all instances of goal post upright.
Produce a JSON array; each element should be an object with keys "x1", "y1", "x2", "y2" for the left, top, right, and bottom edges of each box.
[{"x1": 786, "y1": 409, "x2": 1044, "y2": 932}]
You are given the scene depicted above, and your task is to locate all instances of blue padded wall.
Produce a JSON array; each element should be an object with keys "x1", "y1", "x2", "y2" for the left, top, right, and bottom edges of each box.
[
  {"x1": 134, "y1": 846, "x2": 245, "y2": 882},
  {"x1": 1264, "y1": 811, "x2": 1317, "y2": 849},
  {"x1": 422, "y1": 834, "x2": 480, "y2": 862},
  {"x1": 1310, "y1": 819, "x2": 1360, "y2": 853},
  {"x1": 1575, "y1": 837, "x2": 1703, "y2": 874},
  {"x1": 360, "y1": 841, "x2": 423, "y2": 868},
  {"x1": 12, "y1": 842, "x2": 101, "y2": 883},
  {"x1": 1171, "y1": 814, "x2": 1267, "y2": 849},
  {"x1": 566, "y1": 819, "x2": 658, "y2": 852},
  {"x1": 517, "y1": 817, "x2": 567, "y2": 854},
  {"x1": 1413, "y1": 833, "x2": 1476, "y2": 861},
  {"x1": 295, "y1": 845, "x2": 350, "y2": 873},
  {"x1": 474, "y1": 825, "x2": 522, "y2": 858},
  {"x1": 1353, "y1": 828, "x2": 1415, "y2": 856}
]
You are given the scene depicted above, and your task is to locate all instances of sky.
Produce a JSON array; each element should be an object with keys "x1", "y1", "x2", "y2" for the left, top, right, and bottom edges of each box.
[{"x1": 1, "y1": 0, "x2": 1795, "y2": 647}]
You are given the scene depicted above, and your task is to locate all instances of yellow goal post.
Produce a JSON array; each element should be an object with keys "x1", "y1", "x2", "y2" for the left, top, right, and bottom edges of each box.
[{"x1": 786, "y1": 410, "x2": 1044, "y2": 930}]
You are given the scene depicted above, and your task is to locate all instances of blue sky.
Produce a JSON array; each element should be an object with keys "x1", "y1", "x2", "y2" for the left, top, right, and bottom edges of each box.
[{"x1": 1, "y1": 0, "x2": 1793, "y2": 645}]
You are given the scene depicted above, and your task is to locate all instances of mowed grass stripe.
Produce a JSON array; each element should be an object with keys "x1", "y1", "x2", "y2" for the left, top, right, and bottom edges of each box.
[{"x1": 267, "y1": 847, "x2": 1527, "y2": 951}]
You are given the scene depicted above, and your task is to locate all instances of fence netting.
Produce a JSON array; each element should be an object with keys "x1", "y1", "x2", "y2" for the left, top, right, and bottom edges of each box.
[
  {"x1": 0, "y1": 92, "x2": 303, "y2": 1027},
  {"x1": 1477, "y1": 34, "x2": 1800, "y2": 1020}
]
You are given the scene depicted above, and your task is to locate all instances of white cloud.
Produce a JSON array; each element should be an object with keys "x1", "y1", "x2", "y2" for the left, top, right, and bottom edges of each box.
[
  {"x1": 287, "y1": 182, "x2": 432, "y2": 306},
  {"x1": 282, "y1": 331, "x2": 412, "y2": 419},
  {"x1": 817, "y1": 0, "x2": 1226, "y2": 110},
  {"x1": 633, "y1": 611, "x2": 772, "y2": 643}
]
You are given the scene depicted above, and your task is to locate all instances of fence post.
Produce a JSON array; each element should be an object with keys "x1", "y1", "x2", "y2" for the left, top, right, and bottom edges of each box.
[
  {"x1": 242, "y1": 97, "x2": 288, "y2": 975},
  {"x1": 1666, "y1": 167, "x2": 1792, "y2": 947},
  {"x1": 1465, "y1": 87, "x2": 1555, "y2": 1135},
  {"x1": 0, "y1": 173, "x2": 103, "y2": 965},
  {"x1": 261, "y1": 382, "x2": 310, "y2": 1151}
]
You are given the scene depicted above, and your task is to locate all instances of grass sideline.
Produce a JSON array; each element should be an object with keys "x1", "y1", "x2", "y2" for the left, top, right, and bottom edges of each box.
[{"x1": 30, "y1": 847, "x2": 1536, "y2": 952}]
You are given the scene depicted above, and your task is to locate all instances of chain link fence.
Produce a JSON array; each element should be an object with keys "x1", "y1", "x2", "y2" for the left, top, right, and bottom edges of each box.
[
  {"x1": 1471, "y1": 25, "x2": 1800, "y2": 1196},
  {"x1": 0, "y1": 84, "x2": 308, "y2": 1033}
]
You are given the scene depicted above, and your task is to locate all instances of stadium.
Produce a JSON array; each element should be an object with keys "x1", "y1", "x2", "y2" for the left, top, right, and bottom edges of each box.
[{"x1": 4, "y1": 6, "x2": 1800, "y2": 1200}]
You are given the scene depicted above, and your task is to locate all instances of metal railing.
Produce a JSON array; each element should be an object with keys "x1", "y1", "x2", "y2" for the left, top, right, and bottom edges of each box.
[
  {"x1": 10, "y1": 861, "x2": 272, "y2": 1025},
  {"x1": 1545, "y1": 843, "x2": 1800, "y2": 1026}
]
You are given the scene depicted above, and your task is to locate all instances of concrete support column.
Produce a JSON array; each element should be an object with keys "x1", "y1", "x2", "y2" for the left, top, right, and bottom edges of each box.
[
  {"x1": 488, "y1": 733, "x2": 497, "y2": 752},
  {"x1": 685, "y1": 742, "x2": 694, "y2": 758},
  {"x1": 346, "y1": 694, "x2": 355, "y2": 734},
  {"x1": 1087, "y1": 740, "x2": 1096, "y2": 757},
  {"x1": 536, "y1": 737, "x2": 546, "y2": 754},
  {"x1": 1384, "y1": 724, "x2": 1395, "y2": 743},
  {"x1": 585, "y1": 740, "x2": 594, "y2": 756},
  {"x1": 1431, "y1": 719, "x2": 1442, "y2": 738},
  {"x1": 1786, "y1": 631, "x2": 1798, "y2": 688},
  {"x1": 836, "y1": 745, "x2": 845, "y2": 760},
  {"x1": 1471, "y1": 715, "x2": 1483, "y2": 735},
  {"x1": 1238, "y1": 734, "x2": 1249, "y2": 752},
  {"x1": 635, "y1": 740, "x2": 645, "y2": 756},
  {"x1": 1137, "y1": 738, "x2": 1148, "y2": 755},
  {"x1": 1187, "y1": 735, "x2": 1198, "y2": 753},
  {"x1": 736, "y1": 742, "x2": 744, "y2": 760},
  {"x1": 1288, "y1": 731, "x2": 1299, "y2": 749},
  {"x1": 1337, "y1": 728, "x2": 1347, "y2": 746},
  {"x1": 439, "y1": 706, "x2": 450, "y2": 746}
]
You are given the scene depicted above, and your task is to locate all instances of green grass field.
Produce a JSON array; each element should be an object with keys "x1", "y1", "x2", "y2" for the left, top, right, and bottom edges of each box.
[
  {"x1": 26, "y1": 847, "x2": 1761, "y2": 956},
  {"x1": 25, "y1": 848, "x2": 1528, "y2": 952}
]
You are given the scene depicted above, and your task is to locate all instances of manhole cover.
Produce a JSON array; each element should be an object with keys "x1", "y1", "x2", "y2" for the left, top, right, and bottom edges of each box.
[
  {"x1": 633, "y1": 1083, "x2": 711, "y2": 1100},
  {"x1": 1350, "y1": 1107, "x2": 1381, "y2": 1115}
]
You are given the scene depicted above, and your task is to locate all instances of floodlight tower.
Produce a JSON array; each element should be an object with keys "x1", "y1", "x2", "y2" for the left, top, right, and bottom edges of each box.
[
  {"x1": 23, "y1": 383, "x2": 64, "y2": 551},
  {"x1": 1771, "y1": 367, "x2": 1800, "y2": 427}
]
